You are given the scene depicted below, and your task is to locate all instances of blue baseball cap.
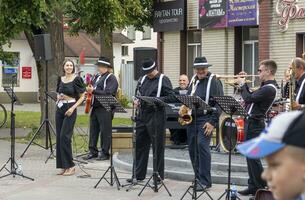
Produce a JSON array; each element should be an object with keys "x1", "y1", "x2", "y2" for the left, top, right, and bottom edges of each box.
[{"x1": 237, "y1": 111, "x2": 305, "y2": 159}]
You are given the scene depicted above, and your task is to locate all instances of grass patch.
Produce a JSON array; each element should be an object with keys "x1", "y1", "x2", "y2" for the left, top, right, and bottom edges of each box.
[
  {"x1": 0, "y1": 111, "x2": 131, "y2": 154},
  {"x1": 2, "y1": 111, "x2": 131, "y2": 129}
]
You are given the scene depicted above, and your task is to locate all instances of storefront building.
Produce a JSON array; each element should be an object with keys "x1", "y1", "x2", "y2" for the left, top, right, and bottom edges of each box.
[{"x1": 156, "y1": 0, "x2": 305, "y2": 93}]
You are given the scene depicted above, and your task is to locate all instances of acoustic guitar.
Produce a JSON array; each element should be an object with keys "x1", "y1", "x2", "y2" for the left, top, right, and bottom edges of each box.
[{"x1": 85, "y1": 73, "x2": 93, "y2": 114}]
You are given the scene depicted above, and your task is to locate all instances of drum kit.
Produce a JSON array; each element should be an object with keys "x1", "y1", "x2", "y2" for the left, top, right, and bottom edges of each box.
[{"x1": 217, "y1": 74, "x2": 290, "y2": 152}]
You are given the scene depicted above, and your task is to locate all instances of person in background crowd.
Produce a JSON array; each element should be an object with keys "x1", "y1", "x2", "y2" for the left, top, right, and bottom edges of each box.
[{"x1": 169, "y1": 74, "x2": 189, "y2": 147}]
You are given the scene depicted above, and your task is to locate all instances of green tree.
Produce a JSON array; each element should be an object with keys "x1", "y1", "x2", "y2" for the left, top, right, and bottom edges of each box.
[
  {"x1": 65, "y1": 0, "x2": 153, "y2": 64},
  {"x1": 0, "y1": 0, "x2": 66, "y2": 125},
  {"x1": 0, "y1": 0, "x2": 154, "y2": 125}
]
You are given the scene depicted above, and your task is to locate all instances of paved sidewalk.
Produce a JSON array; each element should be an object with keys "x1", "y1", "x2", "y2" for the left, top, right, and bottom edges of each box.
[{"x1": 0, "y1": 140, "x2": 249, "y2": 200}]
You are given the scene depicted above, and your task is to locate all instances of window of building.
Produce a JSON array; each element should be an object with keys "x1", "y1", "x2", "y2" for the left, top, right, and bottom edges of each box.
[
  {"x1": 242, "y1": 27, "x2": 259, "y2": 87},
  {"x1": 1, "y1": 52, "x2": 20, "y2": 87},
  {"x1": 122, "y1": 46, "x2": 128, "y2": 56},
  {"x1": 142, "y1": 26, "x2": 151, "y2": 40},
  {"x1": 187, "y1": 31, "x2": 202, "y2": 77},
  {"x1": 127, "y1": 26, "x2": 136, "y2": 40}
]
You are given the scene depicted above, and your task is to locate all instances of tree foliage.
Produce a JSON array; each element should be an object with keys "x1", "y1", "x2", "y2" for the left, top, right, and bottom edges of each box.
[
  {"x1": 0, "y1": 0, "x2": 56, "y2": 61},
  {"x1": 65, "y1": 0, "x2": 153, "y2": 36}
]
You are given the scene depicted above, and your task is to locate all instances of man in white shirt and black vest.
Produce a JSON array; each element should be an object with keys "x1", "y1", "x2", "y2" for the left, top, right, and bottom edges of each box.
[
  {"x1": 84, "y1": 57, "x2": 118, "y2": 161},
  {"x1": 184, "y1": 56, "x2": 224, "y2": 191},
  {"x1": 236, "y1": 59, "x2": 278, "y2": 198},
  {"x1": 127, "y1": 58, "x2": 175, "y2": 183}
]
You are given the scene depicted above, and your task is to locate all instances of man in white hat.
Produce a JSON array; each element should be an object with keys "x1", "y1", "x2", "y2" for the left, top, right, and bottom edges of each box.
[
  {"x1": 184, "y1": 56, "x2": 223, "y2": 191},
  {"x1": 84, "y1": 56, "x2": 118, "y2": 161}
]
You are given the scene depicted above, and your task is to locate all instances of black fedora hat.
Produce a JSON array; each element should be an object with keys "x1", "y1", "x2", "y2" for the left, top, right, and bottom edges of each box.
[
  {"x1": 142, "y1": 58, "x2": 157, "y2": 74},
  {"x1": 193, "y1": 56, "x2": 212, "y2": 68},
  {"x1": 95, "y1": 56, "x2": 112, "y2": 68}
]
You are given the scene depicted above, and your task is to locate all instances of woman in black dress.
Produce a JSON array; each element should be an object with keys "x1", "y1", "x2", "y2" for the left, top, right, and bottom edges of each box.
[{"x1": 56, "y1": 59, "x2": 85, "y2": 176}]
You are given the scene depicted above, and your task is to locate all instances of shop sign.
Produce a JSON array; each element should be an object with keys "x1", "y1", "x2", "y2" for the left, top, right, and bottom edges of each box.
[
  {"x1": 199, "y1": 0, "x2": 227, "y2": 28},
  {"x1": 153, "y1": 0, "x2": 185, "y2": 32},
  {"x1": 22, "y1": 66, "x2": 32, "y2": 79},
  {"x1": 228, "y1": 0, "x2": 258, "y2": 27},
  {"x1": 276, "y1": 0, "x2": 305, "y2": 32}
]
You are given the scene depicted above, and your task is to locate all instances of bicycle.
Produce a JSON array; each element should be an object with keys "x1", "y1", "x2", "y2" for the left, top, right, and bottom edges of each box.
[{"x1": 0, "y1": 103, "x2": 7, "y2": 128}]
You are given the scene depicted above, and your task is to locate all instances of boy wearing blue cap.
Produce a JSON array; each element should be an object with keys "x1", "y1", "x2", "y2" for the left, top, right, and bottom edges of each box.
[{"x1": 237, "y1": 111, "x2": 305, "y2": 200}]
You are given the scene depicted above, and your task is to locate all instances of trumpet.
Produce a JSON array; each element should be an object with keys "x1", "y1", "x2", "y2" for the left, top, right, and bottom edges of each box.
[{"x1": 216, "y1": 74, "x2": 260, "y2": 79}]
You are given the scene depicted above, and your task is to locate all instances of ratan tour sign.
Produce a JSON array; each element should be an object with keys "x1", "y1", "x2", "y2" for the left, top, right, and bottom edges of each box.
[{"x1": 153, "y1": 0, "x2": 185, "y2": 32}]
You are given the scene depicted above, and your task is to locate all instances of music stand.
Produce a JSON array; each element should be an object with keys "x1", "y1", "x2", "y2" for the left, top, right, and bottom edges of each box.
[
  {"x1": 121, "y1": 98, "x2": 145, "y2": 191},
  {"x1": 135, "y1": 96, "x2": 172, "y2": 197},
  {"x1": 176, "y1": 95, "x2": 213, "y2": 200},
  {"x1": 20, "y1": 60, "x2": 56, "y2": 164},
  {"x1": 0, "y1": 82, "x2": 34, "y2": 181},
  {"x1": 213, "y1": 96, "x2": 246, "y2": 200},
  {"x1": 93, "y1": 95, "x2": 126, "y2": 190}
]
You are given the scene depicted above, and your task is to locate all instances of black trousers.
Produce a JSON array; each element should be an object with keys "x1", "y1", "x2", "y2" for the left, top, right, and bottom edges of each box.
[
  {"x1": 245, "y1": 118, "x2": 267, "y2": 191},
  {"x1": 56, "y1": 103, "x2": 77, "y2": 169},
  {"x1": 169, "y1": 128, "x2": 187, "y2": 144},
  {"x1": 134, "y1": 108, "x2": 166, "y2": 180},
  {"x1": 187, "y1": 115, "x2": 212, "y2": 186},
  {"x1": 89, "y1": 106, "x2": 112, "y2": 156}
]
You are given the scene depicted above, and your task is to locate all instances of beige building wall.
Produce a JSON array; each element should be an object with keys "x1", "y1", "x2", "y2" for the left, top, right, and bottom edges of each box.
[
  {"x1": 202, "y1": 28, "x2": 235, "y2": 95},
  {"x1": 187, "y1": 0, "x2": 198, "y2": 28},
  {"x1": 163, "y1": 32, "x2": 181, "y2": 88},
  {"x1": 269, "y1": 0, "x2": 305, "y2": 83}
]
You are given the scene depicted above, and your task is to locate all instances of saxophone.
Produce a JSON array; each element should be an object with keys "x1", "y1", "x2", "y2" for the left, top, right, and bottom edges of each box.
[{"x1": 178, "y1": 78, "x2": 199, "y2": 126}]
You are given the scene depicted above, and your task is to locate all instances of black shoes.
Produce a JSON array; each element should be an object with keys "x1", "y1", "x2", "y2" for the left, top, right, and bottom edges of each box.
[
  {"x1": 96, "y1": 153, "x2": 110, "y2": 161},
  {"x1": 194, "y1": 183, "x2": 211, "y2": 191},
  {"x1": 126, "y1": 177, "x2": 163, "y2": 185},
  {"x1": 238, "y1": 188, "x2": 257, "y2": 196},
  {"x1": 82, "y1": 152, "x2": 109, "y2": 161},
  {"x1": 126, "y1": 177, "x2": 144, "y2": 183},
  {"x1": 83, "y1": 153, "x2": 98, "y2": 160}
]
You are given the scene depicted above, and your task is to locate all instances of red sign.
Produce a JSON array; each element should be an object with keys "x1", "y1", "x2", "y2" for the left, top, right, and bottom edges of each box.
[{"x1": 22, "y1": 67, "x2": 32, "y2": 79}]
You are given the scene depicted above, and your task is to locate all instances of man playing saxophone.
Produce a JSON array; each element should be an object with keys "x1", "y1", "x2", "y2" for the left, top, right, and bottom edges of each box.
[
  {"x1": 291, "y1": 57, "x2": 305, "y2": 110},
  {"x1": 180, "y1": 57, "x2": 223, "y2": 191}
]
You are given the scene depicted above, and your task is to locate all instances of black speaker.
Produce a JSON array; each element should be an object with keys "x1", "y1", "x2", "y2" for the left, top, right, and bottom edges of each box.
[
  {"x1": 134, "y1": 47, "x2": 157, "y2": 80},
  {"x1": 34, "y1": 34, "x2": 52, "y2": 61}
]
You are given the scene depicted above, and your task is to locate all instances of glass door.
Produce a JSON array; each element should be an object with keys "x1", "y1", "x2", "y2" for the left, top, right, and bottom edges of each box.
[
  {"x1": 243, "y1": 40, "x2": 259, "y2": 87},
  {"x1": 187, "y1": 44, "x2": 201, "y2": 77}
]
